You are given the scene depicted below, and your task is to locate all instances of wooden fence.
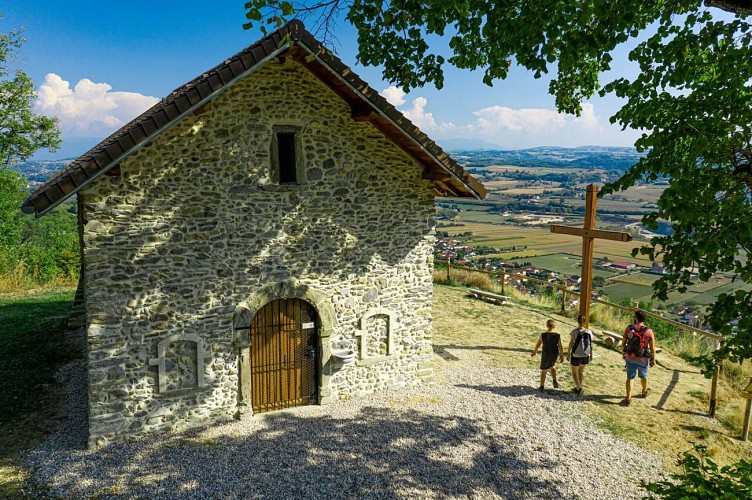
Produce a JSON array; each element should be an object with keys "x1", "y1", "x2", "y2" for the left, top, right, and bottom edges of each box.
[{"x1": 436, "y1": 259, "x2": 724, "y2": 416}]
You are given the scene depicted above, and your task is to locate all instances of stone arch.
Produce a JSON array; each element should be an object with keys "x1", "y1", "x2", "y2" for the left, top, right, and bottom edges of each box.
[{"x1": 232, "y1": 280, "x2": 336, "y2": 416}]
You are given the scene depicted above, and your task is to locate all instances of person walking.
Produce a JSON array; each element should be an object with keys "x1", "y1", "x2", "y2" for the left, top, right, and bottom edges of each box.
[
  {"x1": 531, "y1": 319, "x2": 564, "y2": 392},
  {"x1": 567, "y1": 314, "x2": 593, "y2": 396},
  {"x1": 621, "y1": 310, "x2": 656, "y2": 406}
]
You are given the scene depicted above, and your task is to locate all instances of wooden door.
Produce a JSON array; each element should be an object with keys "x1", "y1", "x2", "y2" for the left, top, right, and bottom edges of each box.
[{"x1": 249, "y1": 298, "x2": 317, "y2": 413}]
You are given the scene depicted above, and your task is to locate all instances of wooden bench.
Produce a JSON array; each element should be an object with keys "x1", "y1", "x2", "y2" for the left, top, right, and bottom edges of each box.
[
  {"x1": 602, "y1": 330, "x2": 623, "y2": 348},
  {"x1": 601, "y1": 329, "x2": 662, "y2": 354},
  {"x1": 468, "y1": 288, "x2": 511, "y2": 306}
]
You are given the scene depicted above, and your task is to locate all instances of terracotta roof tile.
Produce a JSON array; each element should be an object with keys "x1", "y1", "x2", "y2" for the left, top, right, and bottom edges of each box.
[
  {"x1": 129, "y1": 125, "x2": 148, "y2": 144},
  {"x1": 185, "y1": 88, "x2": 202, "y2": 106},
  {"x1": 141, "y1": 119, "x2": 159, "y2": 136},
  {"x1": 172, "y1": 97, "x2": 189, "y2": 114},
  {"x1": 118, "y1": 134, "x2": 136, "y2": 152},
  {"x1": 70, "y1": 168, "x2": 88, "y2": 187},
  {"x1": 229, "y1": 59, "x2": 246, "y2": 76}
]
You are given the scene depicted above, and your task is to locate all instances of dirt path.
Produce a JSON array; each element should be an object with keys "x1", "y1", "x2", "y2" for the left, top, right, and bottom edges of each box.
[{"x1": 432, "y1": 284, "x2": 752, "y2": 468}]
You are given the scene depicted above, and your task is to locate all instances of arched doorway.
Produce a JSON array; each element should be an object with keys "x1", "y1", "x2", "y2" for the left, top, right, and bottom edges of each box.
[{"x1": 249, "y1": 298, "x2": 318, "y2": 412}]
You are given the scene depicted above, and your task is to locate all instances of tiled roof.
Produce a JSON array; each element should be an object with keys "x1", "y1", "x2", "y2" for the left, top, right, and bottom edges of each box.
[{"x1": 21, "y1": 20, "x2": 486, "y2": 217}]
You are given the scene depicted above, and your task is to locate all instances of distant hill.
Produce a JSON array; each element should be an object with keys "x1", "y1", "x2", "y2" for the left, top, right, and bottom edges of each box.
[
  {"x1": 451, "y1": 146, "x2": 641, "y2": 171},
  {"x1": 439, "y1": 138, "x2": 505, "y2": 151},
  {"x1": 11, "y1": 145, "x2": 642, "y2": 188},
  {"x1": 11, "y1": 159, "x2": 74, "y2": 188}
]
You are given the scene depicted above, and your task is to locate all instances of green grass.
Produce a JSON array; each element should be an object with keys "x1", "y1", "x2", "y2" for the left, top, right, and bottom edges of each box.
[
  {"x1": 600, "y1": 281, "x2": 654, "y2": 303},
  {"x1": 0, "y1": 288, "x2": 78, "y2": 498},
  {"x1": 521, "y1": 253, "x2": 617, "y2": 279}
]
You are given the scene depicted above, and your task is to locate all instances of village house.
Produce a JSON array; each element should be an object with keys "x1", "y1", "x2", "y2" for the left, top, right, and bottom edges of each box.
[
  {"x1": 21, "y1": 21, "x2": 486, "y2": 448},
  {"x1": 611, "y1": 260, "x2": 638, "y2": 270}
]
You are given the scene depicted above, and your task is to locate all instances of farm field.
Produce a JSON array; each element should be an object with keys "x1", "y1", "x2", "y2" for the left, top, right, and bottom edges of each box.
[
  {"x1": 523, "y1": 253, "x2": 615, "y2": 279},
  {"x1": 438, "y1": 149, "x2": 750, "y2": 310},
  {"x1": 445, "y1": 221, "x2": 752, "y2": 310},
  {"x1": 600, "y1": 281, "x2": 654, "y2": 304},
  {"x1": 444, "y1": 222, "x2": 651, "y2": 263}
]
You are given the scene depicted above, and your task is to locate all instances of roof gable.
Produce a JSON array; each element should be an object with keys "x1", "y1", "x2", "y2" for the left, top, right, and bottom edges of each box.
[{"x1": 21, "y1": 21, "x2": 486, "y2": 217}]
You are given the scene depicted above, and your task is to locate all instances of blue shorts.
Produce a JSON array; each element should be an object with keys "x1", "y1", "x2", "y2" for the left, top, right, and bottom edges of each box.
[{"x1": 625, "y1": 358, "x2": 649, "y2": 379}]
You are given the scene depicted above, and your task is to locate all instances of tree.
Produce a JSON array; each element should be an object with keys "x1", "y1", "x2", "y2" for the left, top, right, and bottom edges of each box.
[
  {"x1": 0, "y1": 168, "x2": 25, "y2": 272},
  {"x1": 1, "y1": 14, "x2": 60, "y2": 167},
  {"x1": 244, "y1": 1, "x2": 752, "y2": 373}
]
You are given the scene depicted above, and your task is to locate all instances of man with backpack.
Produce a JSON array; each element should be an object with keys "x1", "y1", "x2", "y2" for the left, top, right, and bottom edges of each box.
[
  {"x1": 621, "y1": 310, "x2": 657, "y2": 406},
  {"x1": 567, "y1": 314, "x2": 593, "y2": 396}
]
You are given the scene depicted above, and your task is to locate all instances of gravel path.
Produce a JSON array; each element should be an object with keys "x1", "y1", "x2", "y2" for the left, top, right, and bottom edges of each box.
[{"x1": 26, "y1": 352, "x2": 667, "y2": 499}]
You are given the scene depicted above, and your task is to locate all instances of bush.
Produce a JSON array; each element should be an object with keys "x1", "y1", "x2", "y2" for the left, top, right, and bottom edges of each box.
[
  {"x1": 433, "y1": 267, "x2": 494, "y2": 290},
  {"x1": 0, "y1": 171, "x2": 79, "y2": 289},
  {"x1": 642, "y1": 444, "x2": 752, "y2": 499}
]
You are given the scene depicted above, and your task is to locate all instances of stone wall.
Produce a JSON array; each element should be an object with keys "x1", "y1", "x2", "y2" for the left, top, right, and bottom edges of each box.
[{"x1": 80, "y1": 58, "x2": 436, "y2": 447}]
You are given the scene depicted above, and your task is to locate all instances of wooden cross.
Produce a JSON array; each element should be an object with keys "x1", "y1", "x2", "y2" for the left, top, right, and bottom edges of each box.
[{"x1": 549, "y1": 184, "x2": 632, "y2": 327}]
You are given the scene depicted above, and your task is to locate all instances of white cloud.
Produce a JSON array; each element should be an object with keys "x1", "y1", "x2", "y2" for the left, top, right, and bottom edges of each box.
[
  {"x1": 35, "y1": 73, "x2": 159, "y2": 137},
  {"x1": 575, "y1": 103, "x2": 598, "y2": 129},
  {"x1": 474, "y1": 106, "x2": 568, "y2": 133},
  {"x1": 402, "y1": 97, "x2": 437, "y2": 130},
  {"x1": 398, "y1": 96, "x2": 473, "y2": 138},
  {"x1": 379, "y1": 85, "x2": 406, "y2": 106},
  {"x1": 377, "y1": 90, "x2": 622, "y2": 147}
]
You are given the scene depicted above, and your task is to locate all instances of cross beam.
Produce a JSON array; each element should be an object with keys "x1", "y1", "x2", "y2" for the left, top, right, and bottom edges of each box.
[{"x1": 549, "y1": 184, "x2": 632, "y2": 327}]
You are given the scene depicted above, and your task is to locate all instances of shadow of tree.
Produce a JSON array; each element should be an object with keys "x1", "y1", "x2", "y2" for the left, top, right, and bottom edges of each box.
[
  {"x1": 36, "y1": 405, "x2": 566, "y2": 499},
  {"x1": 0, "y1": 293, "x2": 77, "y2": 462},
  {"x1": 435, "y1": 344, "x2": 532, "y2": 357},
  {"x1": 457, "y1": 383, "x2": 627, "y2": 406}
]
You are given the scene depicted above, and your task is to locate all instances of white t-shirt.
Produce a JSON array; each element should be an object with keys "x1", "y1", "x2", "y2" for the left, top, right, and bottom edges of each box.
[{"x1": 569, "y1": 328, "x2": 593, "y2": 358}]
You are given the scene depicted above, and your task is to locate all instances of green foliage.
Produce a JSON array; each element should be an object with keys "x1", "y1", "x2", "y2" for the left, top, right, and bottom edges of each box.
[
  {"x1": 244, "y1": 0, "x2": 702, "y2": 115},
  {"x1": 0, "y1": 169, "x2": 79, "y2": 285},
  {"x1": 0, "y1": 14, "x2": 61, "y2": 167},
  {"x1": 601, "y1": 11, "x2": 752, "y2": 373},
  {"x1": 0, "y1": 168, "x2": 25, "y2": 272},
  {"x1": 642, "y1": 444, "x2": 752, "y2": 499},
  {"x1": 243, "y1": 1, "x2": 752, "y2": 373}
]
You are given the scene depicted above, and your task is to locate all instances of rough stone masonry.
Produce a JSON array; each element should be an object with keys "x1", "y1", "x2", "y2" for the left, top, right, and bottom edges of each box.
[{"x1": 79, "y1": 58, "x2": 437, "y2": 447}]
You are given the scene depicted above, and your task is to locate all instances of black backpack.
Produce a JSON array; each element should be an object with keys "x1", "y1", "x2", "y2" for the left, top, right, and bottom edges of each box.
[
  {"x1": 625, "y1": 325, "x2": 652, "y2": 358},
  {"x1": 573, "y1": 328, "x2": 592, "y2": 356}
]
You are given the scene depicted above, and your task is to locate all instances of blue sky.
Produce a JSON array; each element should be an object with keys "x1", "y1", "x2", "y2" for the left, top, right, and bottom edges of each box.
[{"x1": 5, "y1": 1, "x2": 649, "y2": 159}]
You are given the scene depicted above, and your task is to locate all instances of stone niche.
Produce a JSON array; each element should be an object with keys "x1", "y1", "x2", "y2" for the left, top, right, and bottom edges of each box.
[
  {"x1": 355, "y1": 308, "x2": 397, "y2": 362},
  {"x1": 149, "y1": 333, "x2": 211, "y2": 394}
]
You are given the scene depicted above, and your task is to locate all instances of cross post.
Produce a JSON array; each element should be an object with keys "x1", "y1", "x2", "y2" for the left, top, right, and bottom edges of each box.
[{"x1": 549, "y1": 184, "x2": 632, "y2": 327}]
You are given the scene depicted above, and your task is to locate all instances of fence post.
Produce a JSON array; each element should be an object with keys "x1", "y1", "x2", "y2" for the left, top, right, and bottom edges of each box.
[
  {"x1": 709, "y1": 365, "x2": 719, "y2": 417},
  {"x1": 561, "y1": 287, "x2": 566, "y2": 313},
  {"x1": 742, "y1": 376, "x2": 752, "y2": 441},
  {"x1": 709, "y1": 340, "x2": 721, "y2": 417},
  {"x1": 500, "y1": 269, "x2": 505, "y2": 295},
  {"x1": 446, "y1": 258, "x2": 451, "y2": 282}
]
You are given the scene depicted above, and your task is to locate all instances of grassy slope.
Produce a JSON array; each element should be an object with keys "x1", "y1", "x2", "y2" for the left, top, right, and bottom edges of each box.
[
  {"x1": 432, "y1": 284, "x2": 752, "y2": 469},
  {"x1": 0, "y1": 288, "x2": 78, "y2": 498}
]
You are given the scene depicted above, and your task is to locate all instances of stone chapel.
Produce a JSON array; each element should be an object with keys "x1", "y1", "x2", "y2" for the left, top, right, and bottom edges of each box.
[{"x1": 21, "y1": 21, "x2": 486, "y2": 448}]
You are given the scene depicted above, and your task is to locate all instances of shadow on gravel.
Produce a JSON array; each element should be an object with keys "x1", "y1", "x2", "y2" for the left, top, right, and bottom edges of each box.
[
  {"x1": 458, "y1": 383, "x2": 627, "y2": 406},
  {"x1": 31, "y1": 405, "x2": 569, "y2": 499}
]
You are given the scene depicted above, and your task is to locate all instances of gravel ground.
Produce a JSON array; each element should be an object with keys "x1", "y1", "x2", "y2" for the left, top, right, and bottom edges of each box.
[{"x1": 26, "y1": 352, "x2": 667, "y2": 499}]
